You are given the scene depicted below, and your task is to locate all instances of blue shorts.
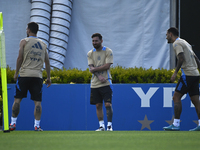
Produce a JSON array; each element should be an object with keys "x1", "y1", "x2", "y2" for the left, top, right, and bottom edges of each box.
[{"x1": 175, "y1": 75, "x2": 199, "y2": 97}]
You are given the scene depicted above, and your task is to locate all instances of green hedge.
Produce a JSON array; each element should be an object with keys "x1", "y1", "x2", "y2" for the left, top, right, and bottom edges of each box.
[
  {"x1": 42, "y1": 66, "x2": 182, "y2": 84},
  {"x1": 42, "y1": 68, "x2": 92, "y2": 84},
  {"x1": 110, "y1": 66, "x2": 182, "y2": 83},
  {"x1": 1, "y1": 65, "x2": 182, "y2": 85}
]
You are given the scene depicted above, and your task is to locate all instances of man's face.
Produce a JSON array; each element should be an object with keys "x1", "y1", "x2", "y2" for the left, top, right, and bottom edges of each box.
[
  {"x1": 92, "y1": 36, "x2": 102, "y2": 49},
  {"x1": 166, "y1": 31, "x2": 172, "y2": 43}
]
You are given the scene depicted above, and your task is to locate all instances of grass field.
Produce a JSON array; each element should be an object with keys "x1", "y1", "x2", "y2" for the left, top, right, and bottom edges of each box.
[{"x1": 0, "y1": 131, "x2": 199, "y2": 150}]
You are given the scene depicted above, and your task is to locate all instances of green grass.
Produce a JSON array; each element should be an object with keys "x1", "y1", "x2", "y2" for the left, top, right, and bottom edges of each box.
[{"x1": 0, "y1": 131, "x2": 199, "y2": 150}]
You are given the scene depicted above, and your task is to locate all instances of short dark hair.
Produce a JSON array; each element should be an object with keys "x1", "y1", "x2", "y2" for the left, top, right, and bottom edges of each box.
[
  {"x1": 167, "y1": 27, "x2": 179, "y2": 36},
  {"x1": 27, "y1": 22, "x2": 39, "y2": 34},
  {"x1": 91, "y1": 33, "x2": 102, "y2": 40}
]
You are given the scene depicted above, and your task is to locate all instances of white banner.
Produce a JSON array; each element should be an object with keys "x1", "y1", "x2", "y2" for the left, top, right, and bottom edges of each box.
[{"x1": 64, "y1": 0, "x2": 170, "y2": 70}]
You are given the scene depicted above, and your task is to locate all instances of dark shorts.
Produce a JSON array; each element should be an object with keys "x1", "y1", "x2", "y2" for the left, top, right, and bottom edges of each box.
[
  {"x1": 175, "y1": 75, "x2": 199, "y2": 97},
  {"x1": 15, "y1": 77, "x2": 43, "y2": 101},
  {"x1": 90, "y1": 85, "x2": 113, "y2": 105}
]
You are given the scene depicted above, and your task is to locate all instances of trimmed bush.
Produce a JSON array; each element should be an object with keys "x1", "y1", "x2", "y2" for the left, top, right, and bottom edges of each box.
[{"x1": 0, "y1": 65, "x2": 183, "y2": 86}]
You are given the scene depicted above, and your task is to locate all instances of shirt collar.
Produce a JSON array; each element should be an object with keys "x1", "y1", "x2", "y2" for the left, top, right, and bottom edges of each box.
[{"x1": 28, "y1": 36, "x2": 37, "y2": 38}]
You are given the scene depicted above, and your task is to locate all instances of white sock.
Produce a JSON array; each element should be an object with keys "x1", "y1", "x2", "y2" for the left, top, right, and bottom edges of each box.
[
  {"x1": 99, "y1": 120, "x2": 105, "y2": 128},
  {"x1": 198, "y1": 120, "x2": 200, "y2": 126},
  {"x1": 173, "y1": 119, "x2": 180, "y2": 127},
  {"x1": 34, "y1": 119, "x2": 40, "y2": 128},
  {"x1": 107, "y1": 122, "x2": 112, "y2": 127},
  {"x1": 11, "y1": 117, "x2": 17, "y2": 125}
]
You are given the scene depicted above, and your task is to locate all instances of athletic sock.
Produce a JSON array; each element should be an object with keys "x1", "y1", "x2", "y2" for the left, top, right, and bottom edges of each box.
[
  {"x1": 34, "y1": 119, "x2": 40, "y2": 128},
  {"x1": 107, "y1": 122, "x2": 112, "y2": 127},
  {"x1": 11, "y1": 117, "x2": 17, "y2": 125},
  {"x1": 198, "y1": 119, "x2": 200, "y2": 126},
  {"x1": 173, "y1": 119, "x2": 180, "y2": 127},
  {"x1": 99, "y1": 120, "x2": 105, "y2": 128}
]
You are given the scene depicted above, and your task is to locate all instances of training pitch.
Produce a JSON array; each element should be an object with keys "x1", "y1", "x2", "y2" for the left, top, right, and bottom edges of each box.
[{"x1": 0, "y1": 131, "x2": 199, "y2": 150}]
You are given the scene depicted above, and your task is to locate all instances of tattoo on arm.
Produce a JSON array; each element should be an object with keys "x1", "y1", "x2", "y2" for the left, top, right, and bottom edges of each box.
[
  {"x1": 89, "y1": 64, "x2": 100, "y2": 77},
  {"x1": 175, "y1": 52, "x2": 185, "y2": 73},
  {"x1": 93, "y1": 72, "x2": 100, "y2": 77}
]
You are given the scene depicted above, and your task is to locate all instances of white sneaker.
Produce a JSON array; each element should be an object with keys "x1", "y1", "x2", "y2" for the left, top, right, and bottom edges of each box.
[
  {"x1": 95, "y1": 126, "x2": 105, "y2": 131},
  {"x1": 107, "y1": 126, "x2": 113, "y2": 131}
]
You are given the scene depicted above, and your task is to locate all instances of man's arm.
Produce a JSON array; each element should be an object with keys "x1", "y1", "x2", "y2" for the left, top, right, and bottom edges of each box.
[
  {"x1": 44, "y1": 50, "x2": 51, "y2": 87},
  {"x1": 89, "y1": 64, "x2": 100, "y2": 77},
  {"x1": 89, "y1": 64, "x2": 107, "y2": 83},
  {"x1": 14, "y1": 39, "x2": 26, "y2": 81},
  {"x1": 194, "y1": 54, "x2": 200, "y2": 70},
  {"x1": 89, "y1": 63, "x2": 112, "y2": 73},
  {"x1": 171, "y1": 52, "x2": 185, "y2": 82}
]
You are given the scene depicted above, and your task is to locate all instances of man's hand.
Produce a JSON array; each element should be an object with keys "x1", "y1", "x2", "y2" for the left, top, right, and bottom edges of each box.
[
  {"x1": 171, "y1": 72, "x2": 177, "y2": 83},
  {"x1": 98, "y1": 75, "x2": 107, "y2": 83},
  {"x1": 89, "y1": 64, "x2": 107, "y2": 83},
  {"x1": 14, "y1": 73, "x2": 18, "y2": 81},
  {"x1": 89, "y1": 66, "x2": 96, "y2": 73},
  {"x1": 45, "y1": 78, "x2": 51, "y2": 88}
]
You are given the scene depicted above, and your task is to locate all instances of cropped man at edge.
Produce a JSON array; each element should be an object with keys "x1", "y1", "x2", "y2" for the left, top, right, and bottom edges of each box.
[
  {"x1": 9, "y1": 22, "x2": 51, "y2": 131},
  {"x1": 163, "y1": 27, "x2": 200, "y2": 131}
]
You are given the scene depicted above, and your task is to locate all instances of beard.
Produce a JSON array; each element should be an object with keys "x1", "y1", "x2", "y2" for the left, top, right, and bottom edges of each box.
[
  {"x1": 27, "y1": 34, "x2": 29, "y2": 37},
  {"x1": 93, "y1": 44, "x2": 101, "y2": 49},
  {"x1": 167, "y1": 35, "x2": 173, "y2": 43},
  {"x1": 167, "y1": 39, "x2": 172, "y2": 43}
]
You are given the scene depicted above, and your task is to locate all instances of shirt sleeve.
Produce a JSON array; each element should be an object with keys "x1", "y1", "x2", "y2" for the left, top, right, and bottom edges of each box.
[
  {"x1": 87, "y1": 51, "x2": 94, "y2": 65},
  {"x1": 106, "y1": 49, "x2": 113, "y2": 64},
  {"x1": 173, "y1": 42, "x2": 184, "y2": 56}
]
